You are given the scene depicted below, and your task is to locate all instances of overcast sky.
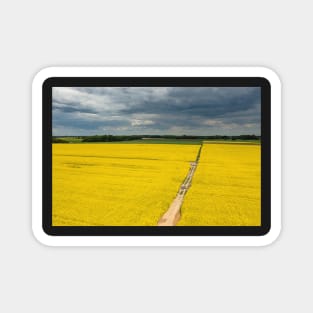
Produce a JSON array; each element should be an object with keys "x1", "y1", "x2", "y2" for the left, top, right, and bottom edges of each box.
[{"x1": 52, "y1": 87, "x2": 261, "y2": 136}]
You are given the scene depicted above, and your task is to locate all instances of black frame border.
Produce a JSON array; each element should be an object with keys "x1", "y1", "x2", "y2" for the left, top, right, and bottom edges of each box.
[{"x1": 43, "y1": 77, "x2": 271, "y2": 236}]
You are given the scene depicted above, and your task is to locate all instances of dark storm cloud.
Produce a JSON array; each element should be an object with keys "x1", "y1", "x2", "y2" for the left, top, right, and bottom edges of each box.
[
  {"x1": 121, "y1": 87, "x2": 259, "y2": 117},
  {"x1": 53, "y1": 100, "x2": 98, "y2": 114},
  {"x1": 52, "y1": 87, "x2": 260, "y2": 136},
  {"x1": 53, "y1": 108, "x2": 130, "y2": 131}
]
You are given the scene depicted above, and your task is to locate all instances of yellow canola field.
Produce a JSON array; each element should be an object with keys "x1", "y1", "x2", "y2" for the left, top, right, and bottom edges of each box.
[
  {"x1": 178, "y1": 143, "x2": 261, "y2": 226},
  {"x1": 53, "y1": 143, "x2": 200, "y2": 226}
]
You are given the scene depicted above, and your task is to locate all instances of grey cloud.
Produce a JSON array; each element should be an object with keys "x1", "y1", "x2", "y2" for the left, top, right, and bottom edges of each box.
[
  {"x1": 52, "y1": 87, "x2": 261, "y2": 136},
  {"x1": 53, "y1": 100, "x2": 99, "y2": 114}
]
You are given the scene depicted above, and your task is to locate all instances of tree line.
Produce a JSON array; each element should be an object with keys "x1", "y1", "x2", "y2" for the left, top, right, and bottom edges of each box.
[{"x1": 52, "y1": 134, "x2": 260, "y2": 143}]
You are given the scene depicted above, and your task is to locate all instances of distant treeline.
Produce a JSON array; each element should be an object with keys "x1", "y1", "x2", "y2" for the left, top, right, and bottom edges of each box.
[
  {"x1": 140, "y1": 135, "x2": 260, "y2": 140},
  {"x1": 82, "y1": 135, "x2": 143, "y2": 142},
  {"x1": 52, "y1": 138, "x2": 70, "y2": 143},
  {"x1": 52, "y1": 134, "x2": 260, "y2": 143}
]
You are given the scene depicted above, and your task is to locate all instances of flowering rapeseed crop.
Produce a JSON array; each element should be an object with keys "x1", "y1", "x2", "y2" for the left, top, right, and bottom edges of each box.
[
  {"x1": 53, "y1": 143, "x2": 200, "y2": 226},
  {"x1": 178, "y1": 143, "x2": 261, "y2": 226}
]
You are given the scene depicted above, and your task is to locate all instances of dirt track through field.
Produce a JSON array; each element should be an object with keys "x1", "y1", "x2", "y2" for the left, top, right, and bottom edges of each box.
[{"x1": 157, "y1": 144, "x2": 203, "y2": 226}]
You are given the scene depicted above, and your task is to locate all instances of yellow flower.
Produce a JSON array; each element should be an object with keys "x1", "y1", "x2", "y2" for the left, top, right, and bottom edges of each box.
[
  {"x1": 52, "y1": 143, "x2": 199, "y2": 226},
  {"x1": 178, "y1": 143, "x2": 261, "y2": 226},
  {"x1": 53, "y1": 142, "x2": 260, "y2": 226}
]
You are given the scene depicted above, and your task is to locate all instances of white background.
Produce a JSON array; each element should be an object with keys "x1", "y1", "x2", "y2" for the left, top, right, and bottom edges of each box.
[{"x1": 0, "y1": 0, "x2": 311, "y2": 312}]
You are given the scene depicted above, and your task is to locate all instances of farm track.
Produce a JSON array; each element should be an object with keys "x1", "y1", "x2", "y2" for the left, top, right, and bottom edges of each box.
[{"x1": 157, "y1": 144, "x2": 203, "y2": 226}]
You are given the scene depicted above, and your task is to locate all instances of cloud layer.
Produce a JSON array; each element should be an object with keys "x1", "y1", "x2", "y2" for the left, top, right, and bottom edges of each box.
[{"x1": 52, "y1": 87, "x2": 260, "y2": 136}]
